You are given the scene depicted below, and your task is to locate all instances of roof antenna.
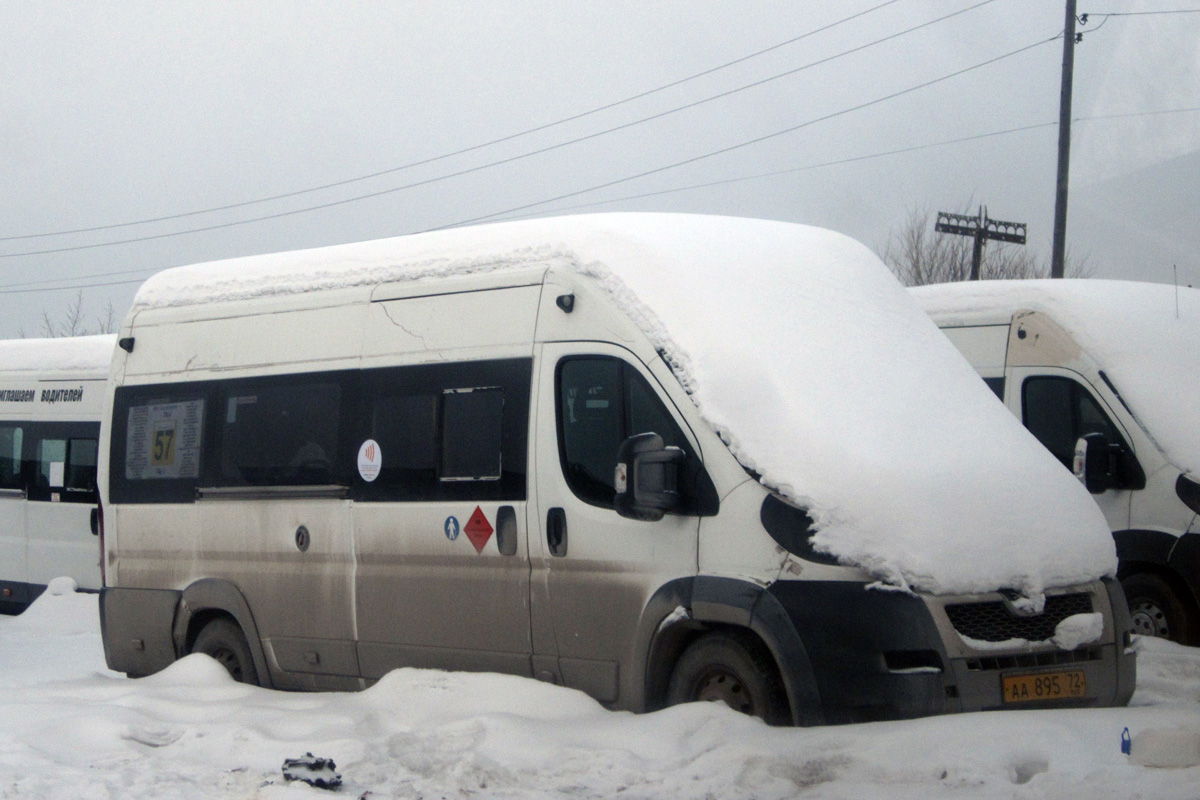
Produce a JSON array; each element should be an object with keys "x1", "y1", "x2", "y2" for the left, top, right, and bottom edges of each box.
[{"x1": 1174, "y1": 265, "x2": 1180, "y2": 319}]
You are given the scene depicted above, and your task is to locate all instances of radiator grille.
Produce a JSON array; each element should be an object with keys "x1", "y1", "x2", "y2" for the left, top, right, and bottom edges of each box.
[{"x1": 945, "y1": 593, "x2": 1093, "y2": 643}]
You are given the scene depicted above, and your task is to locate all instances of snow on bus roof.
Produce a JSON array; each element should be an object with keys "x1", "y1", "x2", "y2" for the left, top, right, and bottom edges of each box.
[
  {"x1": 0, "y1": 334, "x2": 116, "y2": 374},
  {"x1": 131, "y1": 214, "x2": 1114, "y2": 595},
  {"x1": 914, "y1": 279, "x2": 1200, "y2": 476}
]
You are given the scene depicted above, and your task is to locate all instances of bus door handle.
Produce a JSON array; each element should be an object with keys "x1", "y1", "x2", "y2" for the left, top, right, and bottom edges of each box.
[{"x1": 546, "y1": 507, "x2": 567, "y2": 557}]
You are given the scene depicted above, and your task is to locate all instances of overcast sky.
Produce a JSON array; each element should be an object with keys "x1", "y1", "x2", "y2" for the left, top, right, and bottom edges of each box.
[{"x1": 2, "y1": 0, "x2": 1198, "y2": 337}]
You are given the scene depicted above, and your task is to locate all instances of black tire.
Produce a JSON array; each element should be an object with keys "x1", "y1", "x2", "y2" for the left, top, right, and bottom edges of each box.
[
  {"x1": 666, "y1": 631, "x2": 790, "y2": 725},
  {"x1": 1121, "y1": 572, "x2": 1197, "y2": 645},
  {"x1": 192, "y1": 618, "x2": 260, "y2": 685}
]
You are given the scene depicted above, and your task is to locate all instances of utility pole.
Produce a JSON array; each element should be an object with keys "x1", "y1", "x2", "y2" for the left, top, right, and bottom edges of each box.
[
  {"x1": 935, "y1": 206, "x2": 1027, "y2": 280},
  {"x1": 1051, "y1": 0, "x2": 1078, "y2": 279}
]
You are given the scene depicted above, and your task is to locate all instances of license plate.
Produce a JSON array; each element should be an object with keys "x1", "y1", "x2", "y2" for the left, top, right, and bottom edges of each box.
[{"x1": 1002, "y1": 670, "x2": 1087, "y2": 703}]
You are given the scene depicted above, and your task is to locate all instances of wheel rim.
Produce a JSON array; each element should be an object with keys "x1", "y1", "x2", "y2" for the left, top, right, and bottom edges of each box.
[
  {"x1": 1129, "y1": 598, "x2": 1170, "y2": 639},
  {"x1": 693, "y1": 668, "x2": 755, "y2": 715},
  {"x1": 208, "y1": 646, "x2": 244, "y2": 681}
]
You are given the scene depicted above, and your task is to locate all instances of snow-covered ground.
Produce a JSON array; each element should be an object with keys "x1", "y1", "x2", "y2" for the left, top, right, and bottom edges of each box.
[{"x1": 3, "y1": 583, "x2": 1198, "y2": 799}]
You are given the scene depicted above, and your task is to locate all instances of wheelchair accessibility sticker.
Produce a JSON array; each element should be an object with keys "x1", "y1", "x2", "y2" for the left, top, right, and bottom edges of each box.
[{"x1": 444, "y1": 516, "x2": 460, "y2": 542}]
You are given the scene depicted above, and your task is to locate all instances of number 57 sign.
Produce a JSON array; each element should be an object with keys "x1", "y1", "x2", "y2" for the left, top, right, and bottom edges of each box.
[{"x1": 152, "y1": 423, "x2": 177, "y2": 467}]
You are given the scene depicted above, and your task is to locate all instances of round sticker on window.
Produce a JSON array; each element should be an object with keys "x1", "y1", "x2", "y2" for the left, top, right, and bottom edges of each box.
[{"x1": 357, "y1": 439, "x2": 382, "y2": 482}]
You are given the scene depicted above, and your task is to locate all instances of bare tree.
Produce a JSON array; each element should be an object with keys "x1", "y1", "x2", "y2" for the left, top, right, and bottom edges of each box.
[
  {"x1": 881, "y1": 204, "x2": 1091, "y2": 287},
  {"x1": 22, "y1": 291, "x2": 120, "y2": 338}
]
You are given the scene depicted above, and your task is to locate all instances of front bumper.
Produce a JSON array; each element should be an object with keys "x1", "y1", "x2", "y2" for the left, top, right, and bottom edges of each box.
[
  {"x1": 767, "y1": 577, "x2": 1135, "y2": 725},
  {"x1": 925, "y1": 578, "x2": 1136, "y2": 712}
]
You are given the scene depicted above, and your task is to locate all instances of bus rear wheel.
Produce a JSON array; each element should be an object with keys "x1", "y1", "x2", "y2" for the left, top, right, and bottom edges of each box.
[{"x1": 192, "y1": 618, "x2": 260, "y2": 685}]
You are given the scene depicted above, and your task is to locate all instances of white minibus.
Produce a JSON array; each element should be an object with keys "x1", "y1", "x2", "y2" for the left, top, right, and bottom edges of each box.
[
  {"x1": 1, "y1": 335, "x2": 113, "y2": 612},
  {"x1": 98, "y1": 215, "x2": 1134, "y2": 724},
  {"x1": 914, "y1": 280, "x2": 1200, "y2": 646}
]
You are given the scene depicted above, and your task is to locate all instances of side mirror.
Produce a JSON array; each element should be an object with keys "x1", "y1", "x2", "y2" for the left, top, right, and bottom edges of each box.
[
  {"x1": 1073, "y1": 432, "x2": 1118, "y2": 494},
  {"x1": 614, "y1": 432, "x2": 685, "y2": 521}
]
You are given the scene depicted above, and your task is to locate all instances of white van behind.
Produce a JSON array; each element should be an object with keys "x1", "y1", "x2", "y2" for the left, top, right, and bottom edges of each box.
[
  {"x1": 98, "y1": 214, "x2": 1134, "y2": 724},
  {"x1": 1, "y1": 335, "x2": 113, "y2": 613},
  {"x1": 913, "y1": 280, "x2": 1200, "y2": 645}
]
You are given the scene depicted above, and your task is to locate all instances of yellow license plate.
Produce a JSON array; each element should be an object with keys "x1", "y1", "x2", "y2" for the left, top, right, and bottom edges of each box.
[{"x1": 1002, "y1": 670, "x2": 1087, "y2": 703}]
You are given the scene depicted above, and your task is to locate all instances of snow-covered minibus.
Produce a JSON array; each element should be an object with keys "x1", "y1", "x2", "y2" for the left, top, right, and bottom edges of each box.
[
  {"x1": 914, "y1": 280, "x2": 1200, "y2": 646},
  {"x1": 1, "y1": 335, "x2": 114, "y2": 613},
  {"x1": 98, "y1": 215, "x2": 1134, "y2": 724}
]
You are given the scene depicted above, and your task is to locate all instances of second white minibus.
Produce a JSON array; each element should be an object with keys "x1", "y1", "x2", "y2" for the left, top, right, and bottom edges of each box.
[{"x1": 0, "y1": 335, "x2": 113, "y2": 613}]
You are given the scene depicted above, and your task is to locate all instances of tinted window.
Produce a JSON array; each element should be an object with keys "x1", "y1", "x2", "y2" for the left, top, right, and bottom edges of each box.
[
  {"x1": 1023, "y1": 376, "x2": 1124, "y2": 468},
  {"x1": 371, "y1": 393, "x2": 439, "y2": 486},
  {"x1": 358, "y1": 359, "x2": 530, "y2": 502},
  {"x1": 983, "y1": 377, "x2": 1005, "y2": 400},
  {"x1": 557, "y1": 356, "x2": 692, "y2": 508},
  {"x1": 1023, "y1": 378, "x2": 1074, "y2": 465},
  {"x1": 441, "y1": 388, "x2": 504, "y2": 481},
  {"x1": 219, "y1": 381, "x2": 341, "y2": 487},
  {"x1": 111, "y1": 385, "x2": 210, "y2": 503},
  {"x1": 559, "y1": 359, "x2": 624, "y2": 505},
  {"x1": 0, "y1": 426, "x2": 22, "y2": 490},
  {"x1": 65, "y1": 438, "x2": 98, "y2": 492},
  {"x1": 109, "y1": 359, "x2": 532, "y2": 504},
  {"x1": 7, "y1": 421, "x2": 102, "y2": 503}
]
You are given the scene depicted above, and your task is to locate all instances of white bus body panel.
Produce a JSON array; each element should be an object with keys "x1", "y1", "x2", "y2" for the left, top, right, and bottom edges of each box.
[{"x1": 0, "y1": 341, "x2": 111, "y2": 610}]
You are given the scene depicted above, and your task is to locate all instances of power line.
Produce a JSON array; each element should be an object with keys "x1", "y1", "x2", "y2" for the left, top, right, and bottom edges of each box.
[
  {"x1": 517, "y1": 122, "x2": 1064, "y2": 216},
  {"x1": 470, "y1": 106, "x2": 1200, "y2": 220},
  {"x1": 1078, "y1": 8, "x2": 1200, "y2": 33},
  {"x1": 0, "y1": 121, "x2": 1056, "y2": 294},
  {"x1": 2, "y1": 105, "x2": 1195, "y2": 296},
  {"x1": 0, "y1": 275, "x2": 154, "y2": 295},
  {"x1": 1083, "y1": 9, "x2": 1200, "y2": 15},
  {"x1": 0, "y1": 0, "x2": 905, "y2": 244},
  {"x1": 0, "y1": 267, "x2": 154, "y2": 291},
  {"x1": 429, "y1": 37, "x2": 1056, "y2": 231},
  {"x1": 0, "y1": 1, "x2": 999, "y2": 259},
  {"x1": 0, "y1": 33, "x2": 1057, "y2": 268},
  {"x1": 502, "y1": 107, "x2": 1198, "y2": 220}
]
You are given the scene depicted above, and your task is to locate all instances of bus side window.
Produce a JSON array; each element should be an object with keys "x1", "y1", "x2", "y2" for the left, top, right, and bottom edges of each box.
[
  {"x1": 1022, "y1": 376, "x2": 1126, "y2": 469},
  {"x1": 0, "y1": 426, "x2": 22, "y2": 490},
  {"x1": 37, "y1": 438, "x2": 67, "y2": 489},
  {"x1": 219, "y1": 381, "x2": 341, "y2": 487},
  {"x1": 66, "y1": 438, "x2": 99, "y2": 494},
  {"x1": 557, "y1": 356, "x2": 696, "y2": 510}
]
